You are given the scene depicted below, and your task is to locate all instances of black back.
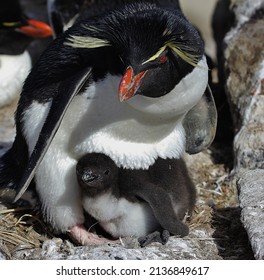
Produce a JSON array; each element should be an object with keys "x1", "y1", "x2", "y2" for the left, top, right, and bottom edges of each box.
[
  {"x1": 49, "y1": 0, "x2": 181, "y2": 37},
  {"x1": 78, "y1": 0, "x2": 181, "y2": 19}
]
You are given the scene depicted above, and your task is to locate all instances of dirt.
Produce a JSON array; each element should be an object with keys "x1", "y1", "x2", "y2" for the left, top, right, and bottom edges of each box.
[{"x1": 185, "y1": 144, "x2": 254, "y2": 259}]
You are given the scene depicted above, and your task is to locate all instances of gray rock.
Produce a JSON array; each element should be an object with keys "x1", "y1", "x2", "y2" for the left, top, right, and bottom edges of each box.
[
  {"x1": 237, "y1": 170, "x2": 264, "y2": 209},
  {"x1": 0, "y1": 252, "x2": 7, "y2": 260},
  {"x1": 223, "y1": 0, "x2": 264, "y2": 260},
  {"x1": 237, "y1": 169, "x2": 264, "y2": 261},
  {"x1": 240, "y1": 204, "x2": 264, "y2": 260},
  {"x1": 225, "y1": 18, "x2": 264, "y2": 129},
  {"x1": 12, "y1": 229, "x2": 221, "y2": 260}
]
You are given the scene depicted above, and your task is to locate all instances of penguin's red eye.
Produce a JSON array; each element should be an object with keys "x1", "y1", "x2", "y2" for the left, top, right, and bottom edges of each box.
[{"x1": 159, "y1": 56, "x2": 167, "y2": 63}]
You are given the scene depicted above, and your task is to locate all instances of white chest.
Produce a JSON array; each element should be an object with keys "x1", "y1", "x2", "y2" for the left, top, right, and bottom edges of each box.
[
  {"x1": 82, "y1": 192, "x2": 159, "y2": 238},
  {"x1": 61, "y1": 76, "x2": 186, "y2": 169},
  {"x1": 0, "y1": 51, "x2": 31, "y2": 107}
]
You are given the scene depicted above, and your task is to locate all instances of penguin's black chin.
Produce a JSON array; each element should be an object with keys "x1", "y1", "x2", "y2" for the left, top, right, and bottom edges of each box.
[{"x1": 118, "y1": 66, "x2": 147, "y2": 102}]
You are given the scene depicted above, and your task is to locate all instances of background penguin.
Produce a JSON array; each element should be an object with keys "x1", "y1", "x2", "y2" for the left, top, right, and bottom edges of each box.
[
  {"x1": 47, "y1": 0, "x2": 85, "y2": 37},
  {"x1": 0, "y1": 1, "x2": 214, "y2": 245},
  {"x1": 20, "y1": 0, "x2": 54, "y2": 64},
  {"x1": 77, "y1": 153, "x2": 196, "y2": 247},
  {"x1": 47, "y1": 0, "x2": 181, "y2": 37},
  {"x1": 0, "y1": 0, "x2": 52, "y2": 107}
]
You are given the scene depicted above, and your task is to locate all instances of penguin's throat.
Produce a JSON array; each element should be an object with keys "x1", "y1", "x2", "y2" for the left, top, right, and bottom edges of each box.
[{"x1": 56, "y1": 74, "x2": 187, "y2": 169}]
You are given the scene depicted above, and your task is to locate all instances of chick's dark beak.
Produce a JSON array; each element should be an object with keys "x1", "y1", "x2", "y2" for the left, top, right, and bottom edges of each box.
[
  {"x1": 118, "y1": 66, "x2": 147, "y2": 102},
  {"x1": 18, "y1": 19, "x2": 53, "y2": 38}
]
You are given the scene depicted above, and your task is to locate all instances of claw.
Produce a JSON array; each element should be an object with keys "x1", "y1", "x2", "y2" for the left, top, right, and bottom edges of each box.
[{"x1": 138, "y1": 230, "x2": 170, "y2": 247}]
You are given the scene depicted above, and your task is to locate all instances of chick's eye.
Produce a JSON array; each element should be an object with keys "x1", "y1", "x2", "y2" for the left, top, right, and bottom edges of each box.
[
  {"x1": 104, "y1": 169, "x2": 110, "y2": 175},
  {"x1": 159, "y1": 56, "x2": 167, "y2": 63}
]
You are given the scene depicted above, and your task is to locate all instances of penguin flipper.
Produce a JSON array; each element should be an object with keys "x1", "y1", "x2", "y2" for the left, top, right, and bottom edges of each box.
[
  {"x1": 133, "y1": 185, "x2": 189, "y2": 237},
  {"x1": 14, "y1": 67, "x2": 91, "y2": 202},
  {"x1": 184, "y1": 85, "x2": 217, "y2": 154}
]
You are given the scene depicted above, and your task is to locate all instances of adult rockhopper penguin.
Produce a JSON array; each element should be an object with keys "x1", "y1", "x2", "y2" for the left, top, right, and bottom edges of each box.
[
  {"x1": 0, "y1": 2, "x2": 211, "y2": 245},
  {"x1": 0, "y1": 0, "x2": 53, "y2": 107}
]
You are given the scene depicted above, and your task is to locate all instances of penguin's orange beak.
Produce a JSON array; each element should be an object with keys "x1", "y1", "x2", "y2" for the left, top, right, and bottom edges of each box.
[
  {"x1": 119, "y1": 67, "x2": 147, "y2": 102},
  {"x1": 18, "y1": 19, "x2": 53, "y2": 38}
]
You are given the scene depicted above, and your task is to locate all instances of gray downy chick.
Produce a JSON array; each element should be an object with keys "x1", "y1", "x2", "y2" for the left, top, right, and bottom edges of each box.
[{"x1": 76, "y1": 152, "x2": 196, "y2": 246}]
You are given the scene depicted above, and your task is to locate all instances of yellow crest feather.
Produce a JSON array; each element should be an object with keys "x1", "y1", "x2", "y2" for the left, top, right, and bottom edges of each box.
[
  {"x1": 65, "y1": 25, "x2": 111, "y2": 49},
  {"x1": 141, "y1": 41, "x2": 200, "y2": 67},
  {"x1": 142, "y1": 45, "x2": 167, "y2": 65},
  {"x1": 2, "y1": 21, "x2": 20, "y2": 27},
  {"x1": 65, "y1": 35, "x2": 111, "y2": 49},
  {"x1": 166, "y1": 42, "x2": 200, "y2": 67},
  {"x1": 84, "y1": 25, "x2": 101, "y2": 32}
]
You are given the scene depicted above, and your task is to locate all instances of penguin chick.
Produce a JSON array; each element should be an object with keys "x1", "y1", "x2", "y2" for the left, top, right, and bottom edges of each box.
[{"x1": 77, "y1": 153, "x2": 196, "y2": 246}]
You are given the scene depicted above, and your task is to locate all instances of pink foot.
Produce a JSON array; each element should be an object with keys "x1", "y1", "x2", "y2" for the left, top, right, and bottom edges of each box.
[{"x1": 68, "y1": 224, "x2": 118, "y2": 246}]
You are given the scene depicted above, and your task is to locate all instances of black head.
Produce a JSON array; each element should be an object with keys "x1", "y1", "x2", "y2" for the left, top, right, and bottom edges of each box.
[
  {"x1": 64, "y1": 2, "x2": 204, "y2": 101},
  {"x1": 48, "y1": 0, "x2": 85, "y2": 37},
  {"x1": 0, "y1": 0, "x2": 53, "y2": 55},
  {"x1": 76, "y1": 153, "x2": 119, "y2": 197}
]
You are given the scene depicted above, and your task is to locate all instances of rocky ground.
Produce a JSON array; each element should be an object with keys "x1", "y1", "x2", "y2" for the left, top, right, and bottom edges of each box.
[
  {"x1": 223, "y1": 0, "x2": 264, "y2": 260},
  {"x1": 0, "y1": 97, "x2": 254, "y2": 260}
]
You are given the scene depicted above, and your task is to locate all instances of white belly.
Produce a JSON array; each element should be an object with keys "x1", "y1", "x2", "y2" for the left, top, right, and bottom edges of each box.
[
  {"x1": 0, "y1": 51, "x2": 31, "y2": 107},
  {"x1": 83, "y1": 192, "x2": 159, "y2": 238},
  {"x1": 65, "y1": 77, "x2": 186, "y2": 169}
]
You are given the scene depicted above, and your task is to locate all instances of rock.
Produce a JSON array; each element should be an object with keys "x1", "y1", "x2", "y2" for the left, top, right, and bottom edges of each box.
[
  {"x1": 240, "y1": 207, "x2": 264, "y2": 260},
  {"x1": 238, "y1": 170, "x2": 264, "y2": 209},
  {"x1": 12, "y1": 229, "x2": 221, "y2": 260},
  {"x1": 234, "y1": 109, "x2": 264, "y2": 170},
  {"x1": 225, "y1": 18, "x2": 264, "y2": 130},
  {"x1": 237, "y1": 169, "x2": 264, "y2": 259},
  {"x1": 0, "y1": 251, "x2": 7, "y2": 260},
  {"x1": 219, "y1": 0, "x2": 264, "y2": 259}
]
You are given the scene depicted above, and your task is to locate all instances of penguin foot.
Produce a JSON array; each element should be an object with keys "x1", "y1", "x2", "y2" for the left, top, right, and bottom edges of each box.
[
  {"x1": 68, "y1": 224, "x2": 118, "y2": 246},
  {"x1": 138, "y1": 230, "x2": 170, "y2": 247}
]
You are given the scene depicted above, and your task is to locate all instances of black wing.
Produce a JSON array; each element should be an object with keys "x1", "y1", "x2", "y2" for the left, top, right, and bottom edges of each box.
[
  {"x1": 129, "y1": 183, "x2": 189, "y2": 237},
  {"x1": 14, "y1": 67, "x2": 91, "y2": 202}
]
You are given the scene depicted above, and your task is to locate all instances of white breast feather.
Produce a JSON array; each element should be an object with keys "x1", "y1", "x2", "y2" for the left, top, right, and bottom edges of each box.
[
  {"x1": 82, "y1": 192, "x2": 159, "y2": 238},
  {"x1": 67, "y1": 56, "x2": 208, "y2": 169},
  {"x1": 0, "y1": 51, "x2": 31, "y2": 108}
]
